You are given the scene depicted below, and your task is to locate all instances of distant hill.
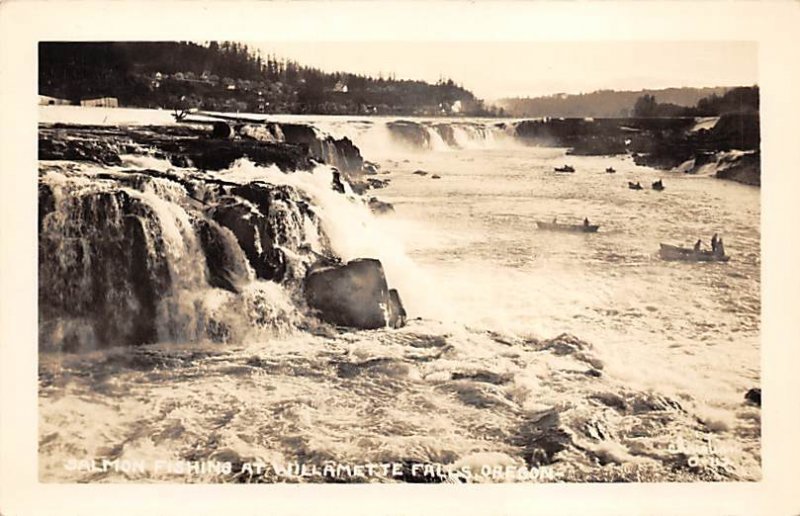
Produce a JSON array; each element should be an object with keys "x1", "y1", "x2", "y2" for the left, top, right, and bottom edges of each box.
[{"x1": 497, "y1": 87, "x2": 734, "y2": 118}]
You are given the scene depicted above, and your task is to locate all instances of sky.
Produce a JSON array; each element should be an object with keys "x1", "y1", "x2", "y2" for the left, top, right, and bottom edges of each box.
[{"x1": 252, "y1": 41, "x2": 757, "y2": 101}]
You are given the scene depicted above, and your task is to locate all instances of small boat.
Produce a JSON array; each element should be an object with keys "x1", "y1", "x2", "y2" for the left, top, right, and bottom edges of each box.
[
  {"x1": 605, "y1": 167, "x2": 616, "y2": 174},
  {"x1": 536, "y1": 221, "x2": 599, "y2": 233},
  {"x1": 652, "y1": 180, "x2": 665, "y2": 191},
  {"x1": 554, "y1": 165, "x2": 575, "y2": 173},
  {"x1": 628, "y1": 181, "x2": 643, "y2": 190},
  {"x1": 659, "y1": 243, "x2": 730, "y2": 262}
]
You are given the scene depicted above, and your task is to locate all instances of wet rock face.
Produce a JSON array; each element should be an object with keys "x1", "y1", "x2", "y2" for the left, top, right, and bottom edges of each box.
[
  {"x1": 196, "y1": 219, "x2": 252, "y2": 293},
  {"x1": 39, "y1": 189, "x2": 172, "y2": 350},
  {"x1": 38, "y1": 125, "x2": 314, "y2": 172},
  {"x1": 304, "y1": 258, "x2": 406, "y2": 329},
  {"x1": 209, "y1": 196, "x2": 287, "y2": 282},
  {"x1": 387, "y1": 121, "x2": 430, "y2": 149},
  {"x1": 279, "y1": 123, "x2": 364, "y2": 173},
  {"x1": 38, "y1": 160, "x2": 326, "y2": 350},
  {"x1": 39, "y1": 135, "x2": 123, "y2": 166}
]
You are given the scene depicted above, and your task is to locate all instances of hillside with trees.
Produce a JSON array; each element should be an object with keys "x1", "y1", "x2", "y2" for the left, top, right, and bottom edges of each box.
[
  {"x1": 497, "y1": 87, "x2": 732, "y2": 118},
  {"x1": 631, "y1": 86, "x2": 759, "y2": 117},
  {"x1": 39, "y1": 42, "x2": 498, "y2": 117}
]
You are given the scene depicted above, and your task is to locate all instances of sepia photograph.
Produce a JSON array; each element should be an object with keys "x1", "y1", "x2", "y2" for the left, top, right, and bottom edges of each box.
[
  {"x1": 35, "y1": 39, "x2": 762, "y2": 485},
  {"x1": 2, "y1": 1, "x2": 800, "y2": 514}
]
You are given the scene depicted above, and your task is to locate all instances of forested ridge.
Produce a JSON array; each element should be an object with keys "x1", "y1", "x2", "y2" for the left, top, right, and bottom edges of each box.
[{"x1": 39, "y1": 41, "x2": 498, "y2": 116}]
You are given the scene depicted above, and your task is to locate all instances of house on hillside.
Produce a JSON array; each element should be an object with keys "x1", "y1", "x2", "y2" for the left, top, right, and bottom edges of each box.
[
  {"x1": 39, "y1": 95, "x2": 71, "y2": 106},
  {"x1": 80, "y1": 97, "x2": 119, "y2": 108},
  {"x1": 332, "y1": 81, "x2": 349, "y2": 93}
]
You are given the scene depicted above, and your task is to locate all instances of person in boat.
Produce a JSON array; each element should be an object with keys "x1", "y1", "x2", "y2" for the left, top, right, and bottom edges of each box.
[
  {"x1": 694, "y1": 239, "x2": 702, "y2": 252},
  {"x1": 715, "y1": 237, "x2": 725, "y2": 257},
  {"x1": 552, "y1": 216, "x2": 557, "y2": 224},
  {"x1": 584, "y1": 217, "x2": 590, "y2": 227},
  {"x1": 711, "y1": 233, "x2": 719, "y2": 253}
]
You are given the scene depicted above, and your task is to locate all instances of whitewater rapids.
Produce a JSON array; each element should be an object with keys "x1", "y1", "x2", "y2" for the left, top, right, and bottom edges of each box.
[{"x1": 38, "y1": 107, "x2": 760, "y2": 483}]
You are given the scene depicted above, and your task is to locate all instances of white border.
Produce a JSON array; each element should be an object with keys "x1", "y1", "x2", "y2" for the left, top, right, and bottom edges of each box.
[{"x1": 2, "y1": 2, "x2": 800, "y2": 515}]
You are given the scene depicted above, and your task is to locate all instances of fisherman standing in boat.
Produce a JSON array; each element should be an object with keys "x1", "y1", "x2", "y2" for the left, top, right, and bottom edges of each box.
[
  {"x1": 584, "y1": 217, "x2": 590, "y2": 227},
  {"x1": 711, "y1": 233, "x2": 719, "y2": 253},
  {"x1": 694, "y1": 239, "x2": 702, "y2": 252},
  {"x1": 715, "y1": 236, "x2": 725, "y2": 257}
]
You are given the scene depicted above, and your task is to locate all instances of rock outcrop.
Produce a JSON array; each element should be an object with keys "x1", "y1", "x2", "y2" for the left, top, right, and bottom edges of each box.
[
  {"x1": 304, "y1": 258, "x2": 406, "y2": 329},
  {"x1": 511, "y1": 115, "x2": 760, "y2": 186},
  {"x1": 745, "y1": 388, "x2": 761, "y2": 407}
]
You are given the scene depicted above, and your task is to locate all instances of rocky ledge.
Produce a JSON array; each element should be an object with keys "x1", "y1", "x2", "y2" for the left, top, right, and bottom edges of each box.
[{"x1": 38, "y1": 123, "x2": 405, "y2": 351}]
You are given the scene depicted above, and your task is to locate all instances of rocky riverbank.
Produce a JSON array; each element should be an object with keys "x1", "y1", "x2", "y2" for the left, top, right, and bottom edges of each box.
[
  {"x1": 513, "y1": 114, "x2": 760, "y2": 186},
  {"x1": 38, "y1": 122, "x2": 401, "y2": 351}
]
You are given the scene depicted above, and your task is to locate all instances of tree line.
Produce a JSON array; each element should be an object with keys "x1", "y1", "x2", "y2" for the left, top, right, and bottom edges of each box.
[
  {"x1": 632, "y1": 86, "x2": 759, "y2": 117},
  {"x1": 38, "y1": 41, "x2": 497, "y2": 116}
]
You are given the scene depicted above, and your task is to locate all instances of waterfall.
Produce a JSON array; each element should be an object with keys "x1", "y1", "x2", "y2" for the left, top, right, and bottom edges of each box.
[
  {"x1": 382, "y1": 120, "x2": 516, "y2": 152},
  {"x1": 38, "y1": 159, "x2": 332, "y2": 352}
]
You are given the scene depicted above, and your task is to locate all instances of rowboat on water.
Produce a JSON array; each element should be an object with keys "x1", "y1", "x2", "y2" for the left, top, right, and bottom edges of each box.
[
  {"x1": 536, "y1": 221, "x2": 599, "y2": 233},
  {"x1": 606, "y1": 167, "x2": 616, "y2": 173},
  {"x1": 659, "y1": 243, "x2": 729, "y2": 262},
  {"x1": 554, "y1": 165, "x2": 575, "y2": 173}
]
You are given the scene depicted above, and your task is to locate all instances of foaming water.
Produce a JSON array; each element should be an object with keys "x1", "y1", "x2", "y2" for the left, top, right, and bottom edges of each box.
[
  {"x1": 369, "y1": 145, "x2": 760, "y2": 413},
  {"x1": 38, "y1": 110, "x2": 760, "y2": 483}
]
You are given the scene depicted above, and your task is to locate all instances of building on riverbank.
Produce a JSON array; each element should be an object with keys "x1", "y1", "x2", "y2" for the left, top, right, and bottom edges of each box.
[
  {"x1": 80, "y1": 97, "x2": 119, "y2": 108},
  {"x1": 39, "y1": 95, "x2": 71, "y2": 106}
]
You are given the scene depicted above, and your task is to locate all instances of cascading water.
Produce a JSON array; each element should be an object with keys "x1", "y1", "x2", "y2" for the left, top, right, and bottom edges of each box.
[
  {"x1": 36, "y1": 107, "x2": 762, "y2": 484},
  {"x1": 307, "y1": 118, "x2": 518, "y2": 156},
  {"x1": 37, "y1": 158, "x2": 347, "y2": 351}
]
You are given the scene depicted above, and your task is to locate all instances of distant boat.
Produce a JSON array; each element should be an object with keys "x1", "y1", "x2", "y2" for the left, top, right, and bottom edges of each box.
[
  {"x1": 606, "y1": 167, "x2": 616, "y2": 174},
  {"x1": 652, "y1": 180, "x2": 665, "y2": 191},
  {"x1": 554, "y1": 165, "x2": 575, "y2": 173},
  {"x1": 536, "y1": 221, "x2": 599, "y2": 233},
  {"x1": 628, "y1": 181, "x2": 643, "y2": 190},
  {"x1": 659, "y1": 243, "x2": 730, "y2": 262}
]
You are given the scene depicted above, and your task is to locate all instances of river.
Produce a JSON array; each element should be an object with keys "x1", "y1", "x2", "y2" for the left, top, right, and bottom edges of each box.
[{"x1": 38, "y1": 107, "x2": 761, "y2": 482}]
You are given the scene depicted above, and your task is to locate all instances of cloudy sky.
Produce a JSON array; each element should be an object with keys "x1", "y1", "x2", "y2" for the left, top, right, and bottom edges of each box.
[{"x1": 253, "y1": 41, "x2": 757, "y2": 101}]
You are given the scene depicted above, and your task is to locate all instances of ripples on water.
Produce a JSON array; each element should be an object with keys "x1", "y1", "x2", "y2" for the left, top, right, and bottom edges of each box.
[{"x1": 38, "y1": 111, "x2": 760, "y2": 482}]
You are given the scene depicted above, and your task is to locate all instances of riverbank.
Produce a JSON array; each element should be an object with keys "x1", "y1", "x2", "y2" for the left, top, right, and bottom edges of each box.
[{"x1": 513, "y1": 114, "x2": 760, "y2": 186}]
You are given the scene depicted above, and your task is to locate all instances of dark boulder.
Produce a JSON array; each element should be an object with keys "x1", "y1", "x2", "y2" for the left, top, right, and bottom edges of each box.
[
  {"x1": 368, "y1": 197, "x2": 394, "y2": 215},
  {"x1": 211, "y1": 121, "x2": 233, "y2": 139},
  {"x1": 208, "y1": 196, "x2": 286, "y2": 282},
  {"x1": 304, "y1": 258, "x2": 406, "y2": 329},
  {"x1": 363, "y1": 161, "x2": 380, "y2": 175},
  {"x1": 332, "y1": 170, "x2": 346, "y2": 194},
  {"x1": 366, "y1": 177, "x2": 390, "y2": 189},
  {"x1": 196, "y1": 218, "x2": 251, "y2": 293},
  {"x1": 387, "y1": 289, "x2": 406, "y2": 329},
  {"x1": 745, "y1": 388, "x2": 761, "y2": 407}
]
